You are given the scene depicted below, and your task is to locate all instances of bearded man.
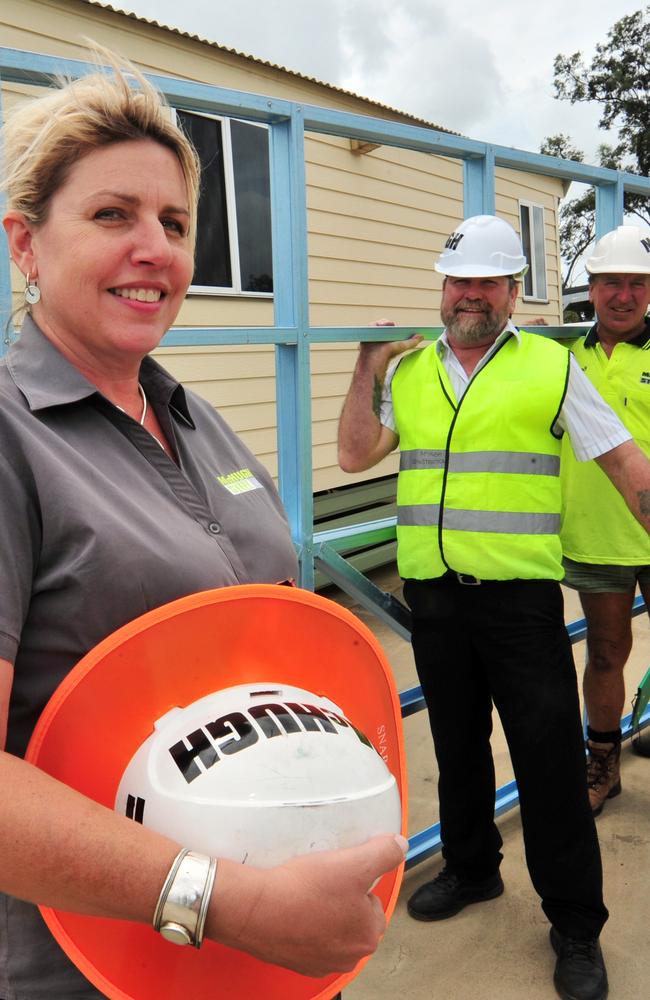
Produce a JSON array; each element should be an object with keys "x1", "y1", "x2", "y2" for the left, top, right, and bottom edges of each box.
[{"x1": 337, "y1": 215, "x2": 650, "y2": 1000}]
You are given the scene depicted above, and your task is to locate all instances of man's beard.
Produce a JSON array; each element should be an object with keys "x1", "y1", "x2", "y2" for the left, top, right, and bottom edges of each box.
[{"x1": 441, "y1": 300, "x2": 509, "y2": 346}]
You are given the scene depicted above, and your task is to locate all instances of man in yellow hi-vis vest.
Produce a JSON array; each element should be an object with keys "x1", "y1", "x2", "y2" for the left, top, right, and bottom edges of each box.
[
  {"x1": 338, "y1": 215, "x2": 650, "y2": 1000},
  {"x1": 561, "y1": 226, "x2": 650, "y2": 817}
]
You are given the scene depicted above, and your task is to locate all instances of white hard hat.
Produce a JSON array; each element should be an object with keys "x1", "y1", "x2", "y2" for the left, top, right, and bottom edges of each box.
[
  {"x1": 435, "y1": 214, "x2": 529, "y2": 278},
  {"x1": 586, "y1": 225, "x2": 650, "y2": 275},
  {"x1": 115, "y1": 682, "x2": 402, "y2": 867}
]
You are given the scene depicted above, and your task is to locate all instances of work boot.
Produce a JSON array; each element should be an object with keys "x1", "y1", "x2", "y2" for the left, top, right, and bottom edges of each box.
[
  {"x1": 586, "y1": 740, "x2": 621, "y2": 816},
  {"x1": 407, "y1": 865, "x2": 504, "y2": 921},
  {"x1": 550, "y1": 926, "x2": 608, "y2": 1000}
]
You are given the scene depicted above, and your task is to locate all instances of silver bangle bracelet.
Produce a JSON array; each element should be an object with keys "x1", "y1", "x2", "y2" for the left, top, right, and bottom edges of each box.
[{"x1": 153, "y1": 848, "x2": 217, "y2": 948}]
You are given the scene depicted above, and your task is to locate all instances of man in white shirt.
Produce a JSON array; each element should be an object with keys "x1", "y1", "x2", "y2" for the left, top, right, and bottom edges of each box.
[{"x1": 338, "y1": 215, "x2": 650, "y2": 1000}]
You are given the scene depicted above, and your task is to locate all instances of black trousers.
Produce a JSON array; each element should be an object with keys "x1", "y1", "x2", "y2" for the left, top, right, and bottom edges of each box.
[{"x1": 404, "y1": 575, "x2": 608, "y2": 940}]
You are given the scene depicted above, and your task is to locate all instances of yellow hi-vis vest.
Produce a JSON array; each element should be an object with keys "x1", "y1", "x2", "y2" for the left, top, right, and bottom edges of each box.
[
  {"x1": 560, "y1": 327, "x2": 650, "y2": 564},
  {"x1": 392, "y1": 331, "x2": 570, "y2": 580}
]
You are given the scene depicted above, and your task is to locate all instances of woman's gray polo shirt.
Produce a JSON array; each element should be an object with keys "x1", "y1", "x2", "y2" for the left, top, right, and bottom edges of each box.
[
  {"x1": 1, "y1": 317, "x2": 298, "y2": 758},
  {"x1": 0, "y1": 318, "x2": 299, "y2": 998}
]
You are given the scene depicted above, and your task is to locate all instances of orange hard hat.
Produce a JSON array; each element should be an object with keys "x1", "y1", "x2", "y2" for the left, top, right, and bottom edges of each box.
[{"x1": 26, "y1": 584, "x2": 407, "y2": 1000}]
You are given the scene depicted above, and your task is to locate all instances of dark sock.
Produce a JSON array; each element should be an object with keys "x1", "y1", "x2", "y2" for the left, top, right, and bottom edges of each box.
[{"x1": 587, "y1": 725, "x2": 622, "y2": 745}]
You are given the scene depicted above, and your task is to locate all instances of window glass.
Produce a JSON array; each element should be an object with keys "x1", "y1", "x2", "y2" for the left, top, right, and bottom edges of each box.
[
  {"x1": 231, "y1": 120, "x2": 274, "y2": 293},
  {"x1": 532, "y1": 205, "x2": 547, "y2": 300},
  {"x1": 520, "y1": 205, "x2": 533, "y2": 298},
  {"x1": 519, "y1": 202, "x2": 547, "y2": 300},
  {"x1": 178, "y1": 111, "x2": 232, "y2": 288},
  {"x1": 176, "y1": 110, "x2": 273, "y2": 294}
]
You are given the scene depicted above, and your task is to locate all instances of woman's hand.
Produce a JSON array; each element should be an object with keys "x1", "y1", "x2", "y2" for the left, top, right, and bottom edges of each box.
[{"x1": 209, "y1": 834, "x2": 408, "y2": 977}]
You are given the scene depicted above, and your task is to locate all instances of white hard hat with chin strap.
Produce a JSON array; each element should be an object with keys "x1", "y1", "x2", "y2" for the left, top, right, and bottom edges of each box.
[
  {"x1": 586, "y1": 225, "x2": 650, "y2": 275},
  {"x1": 435, "y1": 214, "x2": 529, "y2": 278}
]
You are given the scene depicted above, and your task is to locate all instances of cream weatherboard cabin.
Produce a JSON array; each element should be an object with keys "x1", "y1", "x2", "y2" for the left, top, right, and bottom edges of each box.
[{"x1": 1, "y1": 0, "x2": 565, "y2": 512}]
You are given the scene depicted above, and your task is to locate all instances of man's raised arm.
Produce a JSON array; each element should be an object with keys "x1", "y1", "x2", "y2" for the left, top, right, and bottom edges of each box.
[{"x1": 338, "y1": 328, "x2": 421, "y2": 472}]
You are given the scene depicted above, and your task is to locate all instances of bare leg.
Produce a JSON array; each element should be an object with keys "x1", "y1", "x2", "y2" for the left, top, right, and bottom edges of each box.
[
  {"x1": 579, "y1": 589, "x2": 638, "y2": 814},
  {"x1": 639, "y1": 580, "x2": 650, "y2": 639},
  {"x1": 580, "y1": 590, "x2": 636, "y2": 731}
]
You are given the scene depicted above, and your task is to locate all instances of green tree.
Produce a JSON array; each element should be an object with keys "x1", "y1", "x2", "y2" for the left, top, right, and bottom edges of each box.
[{"x1": 541, "y1": 7, "x2": 650, "y2": 286}]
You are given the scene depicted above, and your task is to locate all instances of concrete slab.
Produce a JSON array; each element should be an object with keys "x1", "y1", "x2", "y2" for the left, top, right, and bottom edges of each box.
[{"x1": 325, "y1": 569, "x2": 650, "y2": 1000}]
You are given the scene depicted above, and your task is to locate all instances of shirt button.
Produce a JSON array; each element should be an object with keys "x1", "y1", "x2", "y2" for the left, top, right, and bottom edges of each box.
[{"x1": 208, "y1": 521, "x2": 221, "y2": 535}]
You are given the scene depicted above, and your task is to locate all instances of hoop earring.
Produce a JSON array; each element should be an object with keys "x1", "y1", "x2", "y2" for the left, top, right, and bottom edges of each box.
[{"x1": 24, "y1": 272, "x2": 41, "y2": 307}]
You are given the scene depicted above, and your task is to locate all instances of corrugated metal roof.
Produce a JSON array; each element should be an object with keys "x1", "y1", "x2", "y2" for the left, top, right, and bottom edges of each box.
[{"x1": 77, "y1": 0, "x2": 455, "y2": 134}]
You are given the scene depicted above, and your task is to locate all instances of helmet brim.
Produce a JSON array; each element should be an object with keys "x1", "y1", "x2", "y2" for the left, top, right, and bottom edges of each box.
[
  {"x1": 586, "y1": 264, "x2": 650, "y2": 275},
  {"x1": 27, "y1": 585, "x2": 407, "y2": 1000},
  {"x1": 435, "y1": 263, "x2": 528, "y2": 278}
]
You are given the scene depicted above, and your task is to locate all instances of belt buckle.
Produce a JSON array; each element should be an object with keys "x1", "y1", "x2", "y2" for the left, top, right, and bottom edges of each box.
[{"x1": 457, "y1": 572, "x2": 481, "y2": 586}]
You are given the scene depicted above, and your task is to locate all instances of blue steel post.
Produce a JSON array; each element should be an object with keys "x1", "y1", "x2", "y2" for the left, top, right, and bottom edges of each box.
[
  {"x1": 269, "y1": 108, "x2": 315, "y2": 588},
  {"x1": 463, "y1": 147, "x2": 496, "y2": 218},
  {"x1": 595, "y1": 174, "x2": 625, "y2": 239}
]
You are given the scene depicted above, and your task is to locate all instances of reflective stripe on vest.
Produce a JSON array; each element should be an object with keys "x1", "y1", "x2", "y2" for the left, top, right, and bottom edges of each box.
[
  {"x1": 392, "y1": 332, "x2": 569, "y2": 581},
  {"x1": 400, "y1": 449, "x2": 560, "y2": 476},
  {"x1": 397, "y1": 505, "x2": 560, "y2": 534}
]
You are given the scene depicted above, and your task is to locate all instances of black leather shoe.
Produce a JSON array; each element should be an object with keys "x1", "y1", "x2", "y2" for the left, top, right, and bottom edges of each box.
[
  {"x1": 550, "y1": 926, "x2": 608, "y2": 1000},
  {"x1": 407, "y1": 866, "x2": 504, "y2": 921}
]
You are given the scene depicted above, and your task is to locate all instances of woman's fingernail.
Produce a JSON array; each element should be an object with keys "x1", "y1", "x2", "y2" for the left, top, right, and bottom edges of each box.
[{"x1": 394, "y1": 834, "x2": 409, "y2": 855}]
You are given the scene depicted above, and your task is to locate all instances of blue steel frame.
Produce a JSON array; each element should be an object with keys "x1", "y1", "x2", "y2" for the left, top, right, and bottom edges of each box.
[{"x1": 1, "y1": 47, "x2": 649, "y2": 869}]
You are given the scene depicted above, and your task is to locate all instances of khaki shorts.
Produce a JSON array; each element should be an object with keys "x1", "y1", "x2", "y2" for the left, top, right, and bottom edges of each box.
[{"x1": 563, "y1": 556, "x2": 650, "y2": 594}]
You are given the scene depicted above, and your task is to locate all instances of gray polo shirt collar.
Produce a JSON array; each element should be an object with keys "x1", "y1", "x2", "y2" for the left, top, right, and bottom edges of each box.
[{"x1": 8, "y1": 315, "x2": 195, "y2": 428}]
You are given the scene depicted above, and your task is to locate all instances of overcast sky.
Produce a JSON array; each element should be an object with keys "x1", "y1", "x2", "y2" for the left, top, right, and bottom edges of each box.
[{"x1": 119, "y1": 0, "x2": 642, "y2": 163}]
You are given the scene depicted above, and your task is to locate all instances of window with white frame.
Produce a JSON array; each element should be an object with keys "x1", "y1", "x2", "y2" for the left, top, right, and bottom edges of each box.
[
  {"x1": 176, "y1": 110, "x2": 273, "y2": 295},
  {"x1": 519, "y1": 202, "x2": 548, "y2": 301}
]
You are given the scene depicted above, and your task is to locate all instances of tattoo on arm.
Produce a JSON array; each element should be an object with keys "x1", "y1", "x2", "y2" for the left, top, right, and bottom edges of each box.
[
  {"x1": 638, "y1": 489, "x2": 650, "y2": 519},
  {"x1": 372, "y1": 376, "x2": 383, "y2": 419}
]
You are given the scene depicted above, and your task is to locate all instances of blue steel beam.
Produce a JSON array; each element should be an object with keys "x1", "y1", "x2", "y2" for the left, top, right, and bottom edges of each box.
[
  {"x1": 307, "y1": 325, "x2": 568, "y2": 344},
  {"x1": 307, "y1": 326, "x2": 443, "y2": 344},
  {"x1": 158, "y1": 323, "x2": 579, "y2": 349},
  {"x1": 0, "y1": 47, "x2": 296, "y2": 125},
  {"x1": 301, "y1": 101, "x2": 650, "y2": 198},
  {"x1": 595, "y1": 176, "x2": 626, "y2": 239},
  {"x1": 314, "y1": 542, "x2": 412, "y2": 641},
  {"x1": 400, "y1": 685, "x2": 425, "y2": 717},
  {"x1": 314, "y1": 517, "x2": 398, "y2": 553},
  {"x1": 160, "y1": 326, "x2": 298, "y2": 347},
  {"x1": 493, "y1": 148, "x2": 648, "y2": 194},
  {"x1": 464, "y1": 149, "x2": 496, "y2": 217},
  {"x1": 301, "y1": 103, "x2": 486, "y2": 159}
]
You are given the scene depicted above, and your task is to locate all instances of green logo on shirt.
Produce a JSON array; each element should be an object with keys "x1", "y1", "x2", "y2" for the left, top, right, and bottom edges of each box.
[{"x1": 217, "y1": 468, "x2": 262, "y2": 495}]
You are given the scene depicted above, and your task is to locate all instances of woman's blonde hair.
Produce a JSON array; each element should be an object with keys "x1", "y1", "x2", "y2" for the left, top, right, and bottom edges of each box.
[{"x1": 2, "y1": 45, "x2": 200, "y2": 241}]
